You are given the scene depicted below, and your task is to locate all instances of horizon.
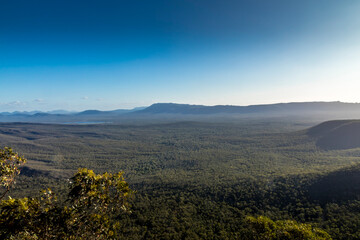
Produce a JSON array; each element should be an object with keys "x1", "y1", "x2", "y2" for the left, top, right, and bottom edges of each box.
[
  {"x1": 1, "y1": 1, "x2": 360, "y2": 111},
  {"x1": 2, "y1": 100, "x2": 360, "y2": 114}
]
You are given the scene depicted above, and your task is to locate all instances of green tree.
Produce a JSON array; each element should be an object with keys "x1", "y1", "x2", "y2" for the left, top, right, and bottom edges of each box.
[
  {"x1": 244, "y1": 215, "x2": 332, "y2": 240},
  {"x1": 0, "y1": 147, "x2": 26, "y2": 200},
  {"x1": 0, "y1": 147, "x2": 132, "y2": 239}
]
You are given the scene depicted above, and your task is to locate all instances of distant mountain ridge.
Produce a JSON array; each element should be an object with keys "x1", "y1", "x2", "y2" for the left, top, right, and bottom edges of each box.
[
  {"x1": 2, "y1": 102, "x2": 360, "y2": 123},
  {"x1": 136, "y1": 102, "x2": 360, "y2": 115},
  {"x1": 0, "y1": 107, "x2": 145, "y2": 116},
  {"x1": 2, "y1": 102, "x2": 360, "y2": 116},
  {"x1": 0, "y1": 110, "x2": 74, "y2": 116}
]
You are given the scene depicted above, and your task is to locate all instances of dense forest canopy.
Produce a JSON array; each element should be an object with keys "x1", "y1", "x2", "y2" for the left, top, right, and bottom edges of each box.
[{"x1": 1, "y1": 119, "x2": 360, "y2": 239}]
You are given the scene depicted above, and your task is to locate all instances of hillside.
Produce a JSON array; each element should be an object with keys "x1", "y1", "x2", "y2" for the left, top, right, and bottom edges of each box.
[
  {"x1": 308, "y1": 163, "x2": 360, "y2": 203},
  {"x1": 308, "y1": 120, "x2": 360, "y2": 150}
]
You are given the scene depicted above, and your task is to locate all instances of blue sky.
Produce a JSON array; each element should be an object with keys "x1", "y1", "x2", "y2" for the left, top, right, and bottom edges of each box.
[{"x1": 1, "y1": 0, "x2": 360, "y2": 111}]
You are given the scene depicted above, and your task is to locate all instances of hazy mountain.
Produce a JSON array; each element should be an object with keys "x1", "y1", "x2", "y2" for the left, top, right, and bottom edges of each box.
[
  {"x1": 0, "y1": 110, "x2": 75, "y2": 116},
  {"x1": 47, "y1": 110, "x2": 76, "y2": 115},
  {"x1": 76, "y1": 110, "x2": 106, "y2": 115},
  {"x1": 137, "y1": 102, "x2": 360, "y2": 115},
  {"x1": 76, "y1": 107, "x2": 147, "y2": 116},
  {"x1": 2, "y1": 102, "x2": 360, "y2": 123},
  {"x1": 0, "y1": 107, "x2": 143, "y2": 117}
]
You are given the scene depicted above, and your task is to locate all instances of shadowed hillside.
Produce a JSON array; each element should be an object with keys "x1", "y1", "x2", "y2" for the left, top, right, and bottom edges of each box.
[
  {"x1": 308, "y1": 120, "x2": 360, "y2": 150},
  {"x1": 308, "y1": 164, "x2": 360, "y2": 204}
]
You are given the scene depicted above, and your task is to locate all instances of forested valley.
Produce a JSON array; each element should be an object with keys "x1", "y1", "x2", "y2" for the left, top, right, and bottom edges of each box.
[{"x1": 1, "y1": 119, "x2": 360, "y2": 239}]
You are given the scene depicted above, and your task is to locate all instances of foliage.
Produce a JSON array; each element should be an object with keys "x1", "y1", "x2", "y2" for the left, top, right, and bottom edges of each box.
[
  {"x1": 244, "y1": 216, "x2": 331, "y2": 240},
  {"x1": 0, "y1": 162, "x2": 132, "y2": 239},
  {"x1": 0, "y1": 147, "x2": 26, "y2": 200},
  {"x1": 67, "y1": 168, "x2": 132, "y2": 239}
]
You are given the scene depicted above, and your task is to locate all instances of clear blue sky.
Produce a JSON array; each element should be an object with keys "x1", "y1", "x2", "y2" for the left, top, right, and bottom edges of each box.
[{"x1": 1, "y1": 0, "x2": 360, "y2": 111}]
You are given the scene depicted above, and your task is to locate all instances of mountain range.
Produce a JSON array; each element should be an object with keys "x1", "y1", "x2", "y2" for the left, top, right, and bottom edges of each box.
[
  {"x1": 136, "y1": 102, "x2": 360, "y2": 115},
  {"x1": 1, "y1": 101, "x2": 360, "y2": 123}
]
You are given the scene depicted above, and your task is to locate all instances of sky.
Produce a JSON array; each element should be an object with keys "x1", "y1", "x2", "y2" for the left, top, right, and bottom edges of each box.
[{"x1": 1, "y1": 0, "x2": 360, "y2": 111}]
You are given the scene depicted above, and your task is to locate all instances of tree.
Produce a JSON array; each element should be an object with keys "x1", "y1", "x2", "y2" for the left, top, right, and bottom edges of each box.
[
  {"x1": 244, "y1": 215, "x2": 332, "y2": 240},
  {"x1": 0, "y1": 147, "x2": 26, "y2": 200},
  {"x1": 0, "y1": 147, "x2": 132, "y2": 239}
]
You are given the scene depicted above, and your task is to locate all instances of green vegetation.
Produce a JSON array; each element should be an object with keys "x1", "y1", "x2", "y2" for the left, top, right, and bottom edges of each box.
[
  {"x1": 244, "y1": 216, "x2": 331, "y2": 240},
  {"x1": 1, "y1": 120, "x2": 360, "y2": 239},
  {"x1": 0, "y1": 147, "x2": 26, "y2": 200},
  {"x1": 0, "y1": 149, "x2": 132, "y2": 239}
]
